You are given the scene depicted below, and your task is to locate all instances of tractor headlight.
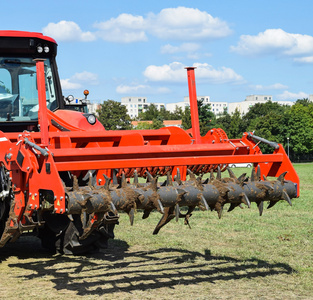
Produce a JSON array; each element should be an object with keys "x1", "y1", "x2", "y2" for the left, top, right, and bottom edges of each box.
[
  {"x1": 37, "y1": 44, "x2": 43, "y2": 53},
  {"x1": 84, "y1": 113, "x2": 96, "y2": 125}
]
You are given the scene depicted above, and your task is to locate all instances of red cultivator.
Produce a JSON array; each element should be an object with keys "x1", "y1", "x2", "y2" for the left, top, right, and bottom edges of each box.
[{"x1": 0, "y1": 31, "x2": 299, "y2": 254}]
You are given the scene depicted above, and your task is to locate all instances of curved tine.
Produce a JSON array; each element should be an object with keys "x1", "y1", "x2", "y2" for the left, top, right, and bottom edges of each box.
[
  {"x1": 145, "y1": 170, "x2": 154, "y2": 182},
  {"x1": 216, "y1": 166, "x2": 222, "y2": 181},
  {"x1": 228, "y1": 203, "x2": 239, "y2": 212},
  {"x1": 175, "y1": 204, "x2": 180, "y2": 222},
  {"x1": 227, "y1": 167, "x2": 238, "y2": 180},
  {"x1": 282, "y1": 190, "x2": 292, "y2": 206},
  {"x1": 256, "y1": 201, "x2": 264, "y2": 216},
  {"x1": 267, "y1": 201, "x2": 277, "y2": 209},
  {"x1": 250, "y1": 168, "x2": 257, "y2": 182},
  {"x1": 133, "y1": 170, "x2": 139, "y2": 185},
  {"x1": 187, "y1": 169, "x2": 196, "y2": 180},
  {"x1": 238, "y1": 173, "x2": 247, "y2": 185},
  {"x1": 217, "y1": 205, "x2": 224, "y2": 219},
  {"x1": 242, "y1": 193, "x2": 251, "y2": 208},
  {"x1": 153, "y1": 207, "x2": 175, "y2": 235},
  {"x1": 174, "y1": 168, "x2": 182, "y2": 185},
  {"x1": 210, "y1": 169, "x2": 215, "y2": 181},
  {"x1": 197, "y1": 174, "x2": 203, "y2": 184},
  {"x1": 128, "y1": 207, "x2": 135, "y2": 226},
  {"x1": 200, "y1": 194, "x2": 209, "y2": 211},
  {"x1": 102, "y1": 173, "x2": 112, "y2": 190},
  {"x1": 256, "y1": 165, "x2": 261, "y2": 181},
  {"x1": 277, "y1": 171, "x2": 288, "y2": 184},
  {"x1": 166, "y1": 171, "x2": 173, "y2": 186},
  {"x1": 121, "y1": 172, "x2": 127, "y2": 188}
]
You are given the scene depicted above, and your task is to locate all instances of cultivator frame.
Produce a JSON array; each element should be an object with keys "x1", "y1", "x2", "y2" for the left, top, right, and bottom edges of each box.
[{"x1": 0, "y1": 33, "x2": 299, "y2": 254}]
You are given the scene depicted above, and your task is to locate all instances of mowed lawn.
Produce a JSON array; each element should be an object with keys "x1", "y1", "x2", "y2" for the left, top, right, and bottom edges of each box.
[{"x1": 0, "y1": 163, "x2": 312, "y2": 299}]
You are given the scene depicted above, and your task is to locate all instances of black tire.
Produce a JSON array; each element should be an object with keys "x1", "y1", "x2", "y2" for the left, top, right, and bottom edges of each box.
[{"x1": 39, "y1": 213, "x2": 115, "y2": 255}]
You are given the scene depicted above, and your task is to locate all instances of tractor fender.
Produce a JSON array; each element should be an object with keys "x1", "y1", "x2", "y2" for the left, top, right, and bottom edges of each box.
[{"x1": 54, "y1": 110, "x2": 104, "y2": 131}]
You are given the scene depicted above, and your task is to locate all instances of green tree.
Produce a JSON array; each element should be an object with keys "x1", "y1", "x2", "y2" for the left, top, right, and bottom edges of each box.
[
  {"x1": 295, "y1": 98, "x2": 311, "y2": 106},
  {"x1": 96, "y1": 100, "x2": 132, "y2": 130},
  {"x1": 243, "y1": 101, "x2": 289, "y2": 128},
  {"x1": 138, "y1": 104, "x2": 159, "y2": 120},
  {"x1": 214, "y1": 110, "x2": 232, "y2": 133},
  {"x1": 181, "y1": 100, "x2": 215, "y2": 135},
  {"x1": 228, "y1": 109, "x2": 246, "y2": 139},
  {"x1": 285, "y1": 101, "x2": 313, "y2": 159},
  {"x1": 171, "y1": 106, "x2": 184, "y2": 120},
  {"x1": 182, "y1": 106, "x2": 191, "y2": 130}
]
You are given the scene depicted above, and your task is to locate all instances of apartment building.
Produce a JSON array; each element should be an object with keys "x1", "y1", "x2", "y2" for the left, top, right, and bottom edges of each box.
[
  {"x1": 166, "y1": 95, "x2": 228, "y2": 115},
  {"x1": 121, "y1": 97, "x2": 165, "y2": 118},
  {"x1": 228, "y1": 95, "x2": 293, "y2": 115}
]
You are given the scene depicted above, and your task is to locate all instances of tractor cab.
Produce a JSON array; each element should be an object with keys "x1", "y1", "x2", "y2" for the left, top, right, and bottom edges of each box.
[{"x1": 0, "y1": 31, "x2": 62, "y2": 132}]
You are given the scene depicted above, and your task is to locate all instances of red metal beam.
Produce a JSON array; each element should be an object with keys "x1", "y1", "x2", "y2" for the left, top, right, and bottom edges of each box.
[
  {"x1": 186, "y1": 67, "x2": 201, "y2": 144},
  {"x1": 35, "y1": 59, "x2": 49, "y2": 147}
]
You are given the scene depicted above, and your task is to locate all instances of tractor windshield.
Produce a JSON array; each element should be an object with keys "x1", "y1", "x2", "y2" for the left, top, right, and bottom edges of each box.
[{"x1": 0, "y1": 57, "x2": 57, "y2": 121}]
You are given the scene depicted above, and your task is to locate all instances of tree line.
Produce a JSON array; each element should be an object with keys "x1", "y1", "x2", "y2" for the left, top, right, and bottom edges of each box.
[{"x1": 96, "y1": 98, "x2": 313, "y2": 162}]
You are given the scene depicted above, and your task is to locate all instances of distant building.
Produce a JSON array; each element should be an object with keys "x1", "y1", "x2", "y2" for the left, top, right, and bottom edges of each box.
[
  {"x1": 166, "y1": 95, "x2": 228, "y2": 116},
  {"x1": 121, "y1": 97, "x2": 165, "y2": 118},
  {"x1": 228, "y1": 95, "x2": 293, "y2": 115},
  {"x1": 87, "y1": 102, "x2": 100, "y2": 115},
  {"x1": 309, "y1": 94, "x2": 313, "y2": 102}
]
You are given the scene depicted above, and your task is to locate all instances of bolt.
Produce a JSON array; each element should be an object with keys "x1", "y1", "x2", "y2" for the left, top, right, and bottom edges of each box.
[
  {"x1": 34, "y1": 193, "x2": 37, "y2": 197},
  {"x1": 34, "y1": 205, "x2": 38, "y2": 209},
  {"x1": 54, "y1": 196, "x2": 57, "y2": 200},
  {"x1": 60, "y1": 196, "x2": 63, "y2": 200},
  {"x1": 27, "y1": 167, "x2": 30, "y2": 171},
  {"x1": 60, "y1": 209, "x2": 63, "y2": 213},
  {"x1": 29, "y1": 192, "x2": 32, "y2": 196}
]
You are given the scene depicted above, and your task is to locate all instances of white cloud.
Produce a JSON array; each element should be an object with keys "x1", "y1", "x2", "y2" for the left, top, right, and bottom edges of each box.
[
  {"x1": 252, "y1": 83, "x2": 288, "y2": 91},
  {"x1": 277, "y1": 90, "x2": 308, "y2": 101},
  {"x1": 61, "y1": 71, "x2": 98, "y2": 90},
  {"x1": 147, "y1": 7, "x2": 232, "y2": 40},
  {"x1": 143, "y1": 62, "x2": 244, "y2": 84},
  {"x1": 43, "y1": 7, "x2": 231, "y2": 44},
  {"x1": 116, "y1": 84, "x2": 170, "y2": 94},
  {"x1": 94, "y1": 14, "x2": 147, "y2": 43},
  {"x1": 294, "y1": 56, "x2": 313, "y2": 63},
  {"x1": 42, "y1": 21, "x2": 96, "y2": 42},
  {"x1": 231, "y1": 29, "x2": 313, "y2": 60},
  {"x1": 71, "y1": 71, "x2": 99, "y2": 84},
  {"x1": 161, "y1": 43, "x2": 201, "y2": 54},
  {"x1": 60, "y1": 79, "x2": 82, "y2": 90}
]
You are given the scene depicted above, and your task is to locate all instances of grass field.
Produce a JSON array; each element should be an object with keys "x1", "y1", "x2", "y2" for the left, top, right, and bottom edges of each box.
[{"x1": 0, "y1": 163, "x2": 312, "y2": 299}]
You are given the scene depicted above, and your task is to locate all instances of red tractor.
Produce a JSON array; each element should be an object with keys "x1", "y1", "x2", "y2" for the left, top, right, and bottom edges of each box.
[{"x1": 0, "y1": 31, "x2": 299, "y2": 254}]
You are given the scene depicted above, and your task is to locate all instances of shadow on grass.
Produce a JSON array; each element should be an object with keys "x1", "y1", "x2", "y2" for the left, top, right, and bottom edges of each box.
[{"x1": 3, "y1": 236, "x2": 295, "y2": 296}]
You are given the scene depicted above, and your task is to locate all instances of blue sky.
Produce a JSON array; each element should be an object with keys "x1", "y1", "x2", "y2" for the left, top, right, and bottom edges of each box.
[{"x1": 2, "y1": 0, "x2": 313, "y2": 104}]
